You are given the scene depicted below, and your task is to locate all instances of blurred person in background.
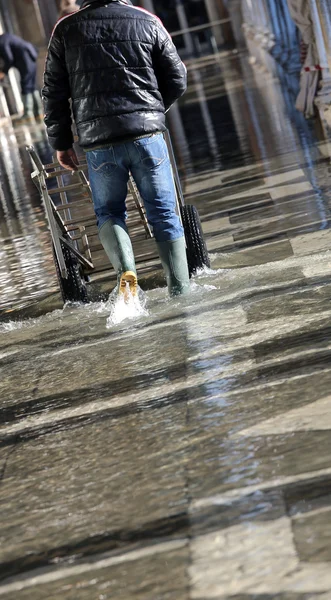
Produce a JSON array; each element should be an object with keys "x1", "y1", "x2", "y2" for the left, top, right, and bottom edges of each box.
[
  {"x1": 59, "y1": 0, "x2": 79, "y2": 18},
  {"x1": 43, "y1": 0, "x2": 190, "y2": 298},
  {"x1": 0, "y1": 33, "x2": 43, "y2": 124}
]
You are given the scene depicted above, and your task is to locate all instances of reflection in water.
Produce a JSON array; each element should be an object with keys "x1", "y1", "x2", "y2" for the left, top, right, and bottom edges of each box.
[{"x1": 0, "y1": 124, "x2": 57, "y2": 313}]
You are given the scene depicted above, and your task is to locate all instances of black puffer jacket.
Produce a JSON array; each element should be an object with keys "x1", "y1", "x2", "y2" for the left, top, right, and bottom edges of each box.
[{"x1": 43, "y1": 0, "x2": 187, "y2": 150}]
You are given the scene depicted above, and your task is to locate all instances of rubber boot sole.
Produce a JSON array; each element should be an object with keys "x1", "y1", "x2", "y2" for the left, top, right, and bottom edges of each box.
[{"x1": 119, "y1": 271, "x2": 138, "y2": 301}]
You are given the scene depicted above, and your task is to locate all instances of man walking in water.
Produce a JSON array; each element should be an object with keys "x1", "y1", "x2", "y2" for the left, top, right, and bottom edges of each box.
[
  {"x1": 0, "y1": 33, "x2": 43, "y2": 124},
  {"x1": 43, "y1": 0, "x2": 190, "y2": 297}
]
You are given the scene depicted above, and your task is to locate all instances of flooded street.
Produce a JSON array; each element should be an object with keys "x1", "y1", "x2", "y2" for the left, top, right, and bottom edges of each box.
[{"x1": 1, "y1": 52, "x2": 331, "y2": 598}]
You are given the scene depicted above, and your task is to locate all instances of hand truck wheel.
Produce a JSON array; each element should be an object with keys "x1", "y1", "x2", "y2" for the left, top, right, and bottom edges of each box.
[
  {"x1": 53, "y1": 240, "x2": 88, "y2": 304},
  {"x1": 180, "y1": 204, "x2": 210, "y2": 277}
]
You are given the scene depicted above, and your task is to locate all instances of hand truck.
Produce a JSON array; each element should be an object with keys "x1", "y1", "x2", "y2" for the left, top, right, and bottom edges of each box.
[{"x1": 27, "y1": 130, "x2": 210, "y2": 304}]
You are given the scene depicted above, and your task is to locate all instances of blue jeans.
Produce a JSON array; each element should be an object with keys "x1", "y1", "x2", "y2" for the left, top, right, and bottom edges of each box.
[
  {"x1": 19, "y1": 58, "x2": 37, "y2": 95},
  {"x1": 86, "y1": 133, "x2": 184, "y2": 242}
]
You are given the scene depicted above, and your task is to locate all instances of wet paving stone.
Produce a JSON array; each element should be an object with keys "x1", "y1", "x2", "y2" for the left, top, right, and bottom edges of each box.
[
  {"x1": 1, "y1": 544, "x2": 190, "y2": 600},
  {"x1": 0, "y1": 405, "x2": 189, "y2": 571},
  {"x1": 292, "y1": 509, "x2": 331, "y2": 563}
]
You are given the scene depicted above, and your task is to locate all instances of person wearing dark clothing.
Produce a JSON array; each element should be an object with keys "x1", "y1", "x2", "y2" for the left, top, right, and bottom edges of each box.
[
  {"x1": 43, "y1": 0, "x2": 190, "y2": 297},
  {"x1": 0, "y1": 33, "x2": 43, "y2": 123},
  {"x1": 59, "y1": 0, "x2": 79, "y2": 18}
]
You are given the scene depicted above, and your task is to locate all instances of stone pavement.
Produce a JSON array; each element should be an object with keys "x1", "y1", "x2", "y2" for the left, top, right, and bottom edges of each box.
[{"x1": 1, "y1": 52, "x2": 331, "y2": 599}]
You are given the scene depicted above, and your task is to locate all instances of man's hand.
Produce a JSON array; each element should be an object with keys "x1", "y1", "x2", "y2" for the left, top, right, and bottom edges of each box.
[
  {"x1": 0, "y1": 72, "x2": 5, "y2": 81},
  {"x1": 57, "y1": 148, "x2": 79, "y2": 171}
]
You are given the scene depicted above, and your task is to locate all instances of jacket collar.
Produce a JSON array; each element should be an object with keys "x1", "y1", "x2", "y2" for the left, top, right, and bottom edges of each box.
[{"x1": 80, "y1": 0, "x2": 132, "y2": 8}]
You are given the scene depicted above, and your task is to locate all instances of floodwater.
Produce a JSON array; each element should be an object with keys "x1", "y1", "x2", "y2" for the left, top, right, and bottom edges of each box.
[
  {"x1": 0, "y1": 126, "x2": 56, "y2": 313},
  {"x1": 1, "y1": 52, "x2": 331, "y2": 598}
]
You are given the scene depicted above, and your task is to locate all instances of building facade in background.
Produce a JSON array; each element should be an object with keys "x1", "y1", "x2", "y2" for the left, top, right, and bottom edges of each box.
[
  {"x1": 0, "y1": 0, "x2": 232, "y2": 46},
  {"x1": 0, "y1": 0, "x2": 234, "y2": 117},
  {"x1": 242, "y1": 0, "x2": 331, "y2": 141}
]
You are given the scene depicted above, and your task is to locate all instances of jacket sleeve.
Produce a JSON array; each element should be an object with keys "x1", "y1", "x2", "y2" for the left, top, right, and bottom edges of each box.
[
  {"x1": 0, "y1": 39, "x2": 14, "y2": 73},
  {"x1": 152, "y1": 23, "x2": 187, "y2": 111},
  {"x1": 42, "y1": 26, "x2": 73, "y2": 151},
  {"x1": 26, "y1": 43, "x2": 38, "y2": 62}
]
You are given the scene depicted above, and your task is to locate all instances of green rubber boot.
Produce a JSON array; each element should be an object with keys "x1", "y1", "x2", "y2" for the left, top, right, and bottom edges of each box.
[
  {"x1": 99, "y1": 219, "x2": 137, "y2": 298},
  {"x1": 156, "y1": 237, "x2": 190, "y2": 296},
  {"x1": 32, "y1": 90, "x2": 43, "y2": 121},
  {"x1": 23, "y1": 93, "x2": 34, "y2": 117},
  {"x1": 14, "y1": 94, "x2": 35, "y2": 125}
]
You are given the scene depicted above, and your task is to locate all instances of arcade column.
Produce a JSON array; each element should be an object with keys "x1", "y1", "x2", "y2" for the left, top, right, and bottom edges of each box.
[
  {"x1": 10, "y1": 0, "x2": 46, "y2": 46},
  {"x1": 140, "y1": 0, "x2": 156, "y2": 13},
  {"x1": 309, "y1": 0, "x2": 331, "y2": 141},
  {"x1": 203, "y1": 0, "x2": 224, "y2": 46},
  {"x1": 214, "y1": 0, "x2": 236, "y2": 46}
]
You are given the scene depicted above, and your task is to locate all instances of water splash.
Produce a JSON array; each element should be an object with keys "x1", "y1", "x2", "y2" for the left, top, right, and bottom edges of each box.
[
  {"x1": 0, "y1": 320, "x2": 26, "y2": 332},
  {"x1": 0, "y1": 308, "x2": 65, "y2": 333},
  {"x1": 192, "y1": 264, "x2": 222, "y2": 277},
  {"x1": 190, "y1": 281, "x2": 218, "y2": 292},
  {"x1": 106, "y1": 284, "x2": 149, "y2": 327}
]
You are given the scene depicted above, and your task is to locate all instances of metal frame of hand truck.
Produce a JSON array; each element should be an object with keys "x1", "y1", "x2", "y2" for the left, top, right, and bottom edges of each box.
[
  {"x1": 27, "y1": 146, "x2": 157, "y2": 280},
  {"x1": 27, "y1": 129, "x2": 209, "y2": 297}
]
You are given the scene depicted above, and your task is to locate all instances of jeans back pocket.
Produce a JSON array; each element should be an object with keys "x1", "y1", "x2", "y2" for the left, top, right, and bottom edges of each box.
[
  {"x1": 88, "y1": 146, "x2": 117, "y2": 174},
  {"x1": 134, "y1": 135, "x2": 167, "y2": 168}
]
